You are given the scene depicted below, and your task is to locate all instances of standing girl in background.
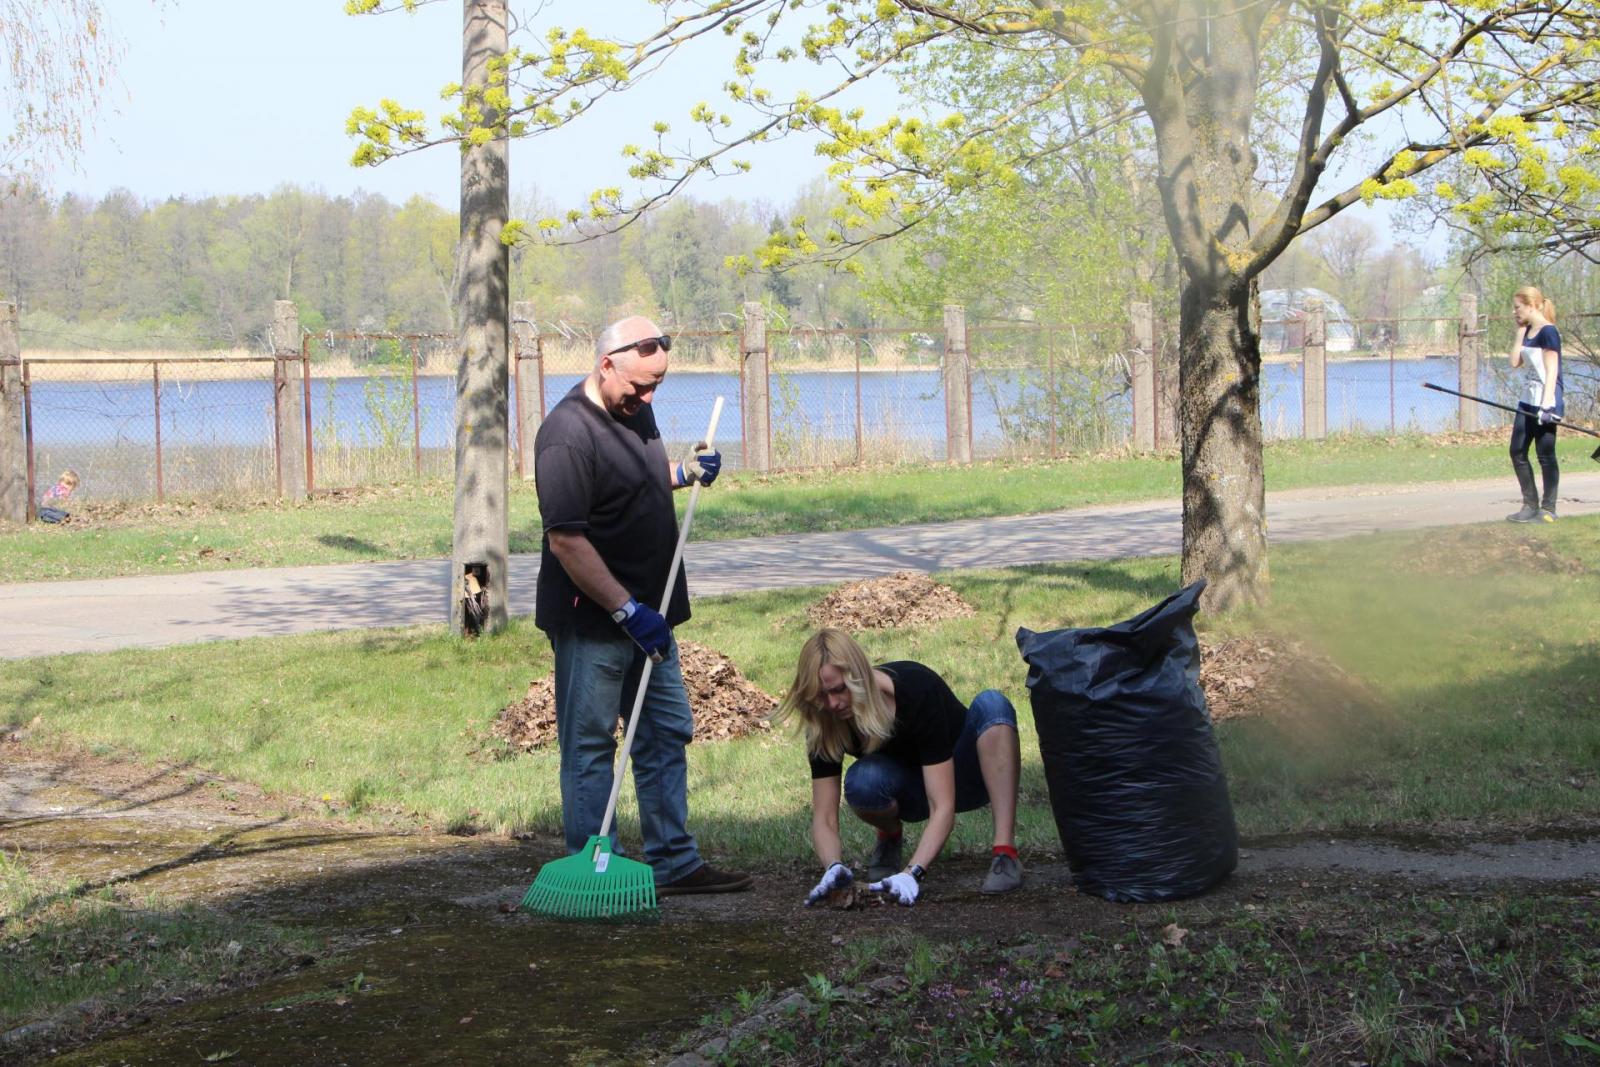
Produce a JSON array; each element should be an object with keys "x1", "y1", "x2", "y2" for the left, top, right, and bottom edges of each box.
[{"x1": 1507, "y1": 286, "x2": 1563, "y2": 523}]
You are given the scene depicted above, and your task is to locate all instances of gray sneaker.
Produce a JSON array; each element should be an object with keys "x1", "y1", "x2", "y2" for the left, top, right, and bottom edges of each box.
[
  {"x1": 1540, "y1": 507, "x2": 1558, "y2": 523},
  {"x1": 865, "y1": 835, "x2": 903, "y2": 882},
  {"x1": 979, "y1": 852, "x2": 1024, "y2": 895},
  {"x1": 1507, "y1": 505, "x2": 1541, "y2": 523}
]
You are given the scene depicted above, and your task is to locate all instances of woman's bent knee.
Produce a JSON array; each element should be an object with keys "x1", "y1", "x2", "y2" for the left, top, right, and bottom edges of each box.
[{"x1": 969, "y1": 689, "x2": 1019, "y2": 736}]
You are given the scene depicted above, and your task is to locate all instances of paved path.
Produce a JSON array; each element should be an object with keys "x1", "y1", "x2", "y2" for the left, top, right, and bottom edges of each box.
[{"x1": 4, "y1": 472, "x2": 1598, "y2": 660}]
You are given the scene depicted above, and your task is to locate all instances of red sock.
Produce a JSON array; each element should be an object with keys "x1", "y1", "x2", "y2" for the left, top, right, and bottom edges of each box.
[{"x1": 992, "y1": 844, "x2": 1019, "y2": 860}]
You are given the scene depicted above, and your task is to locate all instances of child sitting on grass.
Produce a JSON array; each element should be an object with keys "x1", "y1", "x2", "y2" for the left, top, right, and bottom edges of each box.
[{"x1": 38, "y1": 468, "x2": 79, "y2": 524}]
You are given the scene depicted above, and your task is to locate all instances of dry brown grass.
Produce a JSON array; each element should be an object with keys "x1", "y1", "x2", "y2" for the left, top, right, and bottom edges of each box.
[{"x1": 23, "y1": 348, "x2": 370, "y2": 383}]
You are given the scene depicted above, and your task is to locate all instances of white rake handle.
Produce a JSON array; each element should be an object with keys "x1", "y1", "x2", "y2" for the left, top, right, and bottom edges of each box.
[{"x1": 596, "y1": 395, "x2": 725, "y2": 844}]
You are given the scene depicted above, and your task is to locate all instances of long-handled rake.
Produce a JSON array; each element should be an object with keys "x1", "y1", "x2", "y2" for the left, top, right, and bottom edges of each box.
[
  {"x1": 1422, "y1": 382, "x2": 1600, "y2": 462},
  {"x1": 522, "y1": 395, "x2": 725, "y2": 921}
]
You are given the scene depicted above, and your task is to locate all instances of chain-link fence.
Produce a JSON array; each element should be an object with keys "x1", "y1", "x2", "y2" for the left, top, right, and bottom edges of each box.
[
  {"x1": 10, "y1": 306, "x2": 1597, "y2": 512},
  {"x1": 21, "y1": 354, "x2": 286, "y2": 502},
  {"x1": 967, "y1": 322, "x2": 1136, "y2": 457}
]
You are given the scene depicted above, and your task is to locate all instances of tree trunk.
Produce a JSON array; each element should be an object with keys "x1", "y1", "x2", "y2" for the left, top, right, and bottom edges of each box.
[
  {"x1": 450, "y1": 0, "x2": 510, "y2": 636},
  {"x1": 1178, "y1": 274, "x2": 1267, "y2": 611}
]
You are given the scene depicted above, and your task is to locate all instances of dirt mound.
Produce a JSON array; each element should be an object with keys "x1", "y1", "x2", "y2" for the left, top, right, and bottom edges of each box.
[
  {"x1": 1199, "y1": 633, "x2": 1379, "y2": 723},
  {"x1": 491, "y1": 641, "x2": 776, "y2": 752},
  {"x1": 807, "y1": 571, "x2": 976, "y2": 630},
  {"x1": 1411, "y1": 526, "x2": 1586, "y2": 578}
]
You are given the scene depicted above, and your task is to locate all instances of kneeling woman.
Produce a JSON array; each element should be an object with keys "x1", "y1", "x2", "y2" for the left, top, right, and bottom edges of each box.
[{"x1": 777, "y1": 628, "x2": 1024, "y2": 907}]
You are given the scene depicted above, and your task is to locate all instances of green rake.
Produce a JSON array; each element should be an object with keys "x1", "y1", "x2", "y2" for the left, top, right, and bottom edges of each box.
[{"x1": 523, "y1": 396, "x2": 725, "y2": 921}]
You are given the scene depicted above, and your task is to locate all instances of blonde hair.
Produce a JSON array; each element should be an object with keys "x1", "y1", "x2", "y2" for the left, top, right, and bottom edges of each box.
[
  {"x1": 58, "y1": 469, "x2": 79, "y2": 487},
  {"x1": 1514, "y1": 285, "x2": 1556, "y2": 323},
  {"x1": 774, "y1": 628, "x2": 896, "y2": 763}
]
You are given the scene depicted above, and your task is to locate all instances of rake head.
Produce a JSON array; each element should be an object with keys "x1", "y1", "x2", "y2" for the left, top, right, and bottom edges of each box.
[{"x1": 521, "y1": 835, "x2": 659, "y2": 921}]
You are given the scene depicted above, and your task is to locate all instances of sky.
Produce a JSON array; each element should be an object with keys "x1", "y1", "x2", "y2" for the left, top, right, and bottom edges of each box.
[
  {"x1": 70, "y1": 0, "x2": 890, "y2": 213},
  {"x1": 68, "y1": 1, "x2": 1425, "y2": 252}
]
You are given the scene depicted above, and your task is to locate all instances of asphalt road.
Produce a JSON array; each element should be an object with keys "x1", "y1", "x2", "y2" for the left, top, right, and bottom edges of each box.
[{"x1": 3, "y1": 472, "x2": 1596, "y2": 659}]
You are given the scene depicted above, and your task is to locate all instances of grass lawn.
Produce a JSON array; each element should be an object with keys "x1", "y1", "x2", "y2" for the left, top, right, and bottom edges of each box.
[
  {"x1": 3, "y1": 430, "x2": 1590, "y2": 583},
  {"x1": 4, "y1": 516, "x2": 1597, "y2": 864}
]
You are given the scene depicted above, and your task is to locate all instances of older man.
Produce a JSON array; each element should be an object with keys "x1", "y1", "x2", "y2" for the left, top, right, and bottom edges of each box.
[{"x1": 533, "y1": 315, "x2": 751, "y2": 895}]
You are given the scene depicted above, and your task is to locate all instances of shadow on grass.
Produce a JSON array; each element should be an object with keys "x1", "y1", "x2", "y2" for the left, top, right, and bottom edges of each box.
[{"x1": 315, "y1": 534, "x2": 384, "y2": 556}]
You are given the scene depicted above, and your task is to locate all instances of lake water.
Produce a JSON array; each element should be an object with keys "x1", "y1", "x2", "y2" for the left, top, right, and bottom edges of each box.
[{"x1": 26, "y1": 356, "x2": 1506, "y2": 452}]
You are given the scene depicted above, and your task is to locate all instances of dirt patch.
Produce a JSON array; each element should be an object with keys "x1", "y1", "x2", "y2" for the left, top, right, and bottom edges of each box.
[
  {"x1": 1198, "y1": 633, "x2": 1381, "y2": 723},
  {"x1": 806, "y1": 571, "x2": 976, "y2": 630},
  {"x1": 1410, "y1": 524, "x2": 1588, "y2": 577},
  {"x1": 490, "y1": 641, "x2": 777, "y2": 752},
  {"x1": 7, "y1": 744, "x2": 1600, "y2": 1065}
]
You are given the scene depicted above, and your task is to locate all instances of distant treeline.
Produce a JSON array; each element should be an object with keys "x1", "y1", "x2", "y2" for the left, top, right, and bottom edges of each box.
[
  {"x1": 5, "y1": 176, "x2": 1598, "y2": 356},
  {"x1": 0, "y1": 179, "x2": 892, "y2": 352}
]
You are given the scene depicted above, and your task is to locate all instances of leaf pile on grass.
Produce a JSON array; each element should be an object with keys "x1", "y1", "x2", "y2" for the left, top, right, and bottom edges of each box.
[
  {"x1": 1409, "y1": 526, "x2": 1587, "y2": 578},
  {"x1": 1198, "y1": 633, "x2": 1381, "y2": 723},
  {"x1": 806, "y1": 571, "x2": 976, "y2": 630},
  {"x1": 491, "y1": 641, "x2": 777, "y2": 752}
]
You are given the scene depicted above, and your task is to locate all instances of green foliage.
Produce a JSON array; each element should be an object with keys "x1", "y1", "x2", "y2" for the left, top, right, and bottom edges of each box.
[
  {"x1": 0, "y1": 180, "x2": 899, "y2": 343},
  {"x1": 346, "y1": 1, "x2": 1600, "y2": 318}
]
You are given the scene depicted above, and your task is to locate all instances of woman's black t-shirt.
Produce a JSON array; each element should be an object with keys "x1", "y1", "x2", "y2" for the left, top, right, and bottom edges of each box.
[
  {"x1": 533, "y1": 383, "x2": 691, "y2": 636},
  {"x1": 809, "y1": 661, "x2": 968, "y2": 779}
]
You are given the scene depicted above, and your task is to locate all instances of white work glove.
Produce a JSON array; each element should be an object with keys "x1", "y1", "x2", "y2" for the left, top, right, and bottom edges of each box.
[
  {"x1": 804, "y1": 862, "x2": 853, "y2": 906},
  {"x1": 869, "y1": 870, "x2": 921, "y2": 906}
]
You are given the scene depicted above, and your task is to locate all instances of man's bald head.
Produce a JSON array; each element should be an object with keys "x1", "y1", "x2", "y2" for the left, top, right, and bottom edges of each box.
[
  {"x1": 595, "y1": 316, "x2": 662, "y2": 366},
  {"x1": 590, "y1": 315, "x2": 669, "y2": 419}
]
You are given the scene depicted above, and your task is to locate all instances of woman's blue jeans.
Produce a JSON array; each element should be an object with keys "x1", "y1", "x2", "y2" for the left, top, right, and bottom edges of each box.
[
  {"x1": 549, "y1": 626, "x2": 702, "y2": 886},
  {"x1": 842, "y1": 689, "x2": 1017, "y2": 821}
]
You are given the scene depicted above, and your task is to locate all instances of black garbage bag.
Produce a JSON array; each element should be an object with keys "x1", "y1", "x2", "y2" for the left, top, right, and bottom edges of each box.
[{"x1": 1016, "y1": 580, "x2": 1236, "y2": 902}]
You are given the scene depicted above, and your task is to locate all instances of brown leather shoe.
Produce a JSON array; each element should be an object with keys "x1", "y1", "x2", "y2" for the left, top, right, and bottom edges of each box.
[{"x1": 657, "y1": 863, "x2": 753, "y2": 896}]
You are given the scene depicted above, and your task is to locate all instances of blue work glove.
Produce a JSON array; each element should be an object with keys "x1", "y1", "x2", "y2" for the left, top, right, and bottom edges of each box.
[
  {"x1": 1539, "y1": 407, "x2": 1560, "y2": 425},
  {"x1": 676, "y1": 442, "x2": 721, "y2": 487},
  {"x1": 804, "y1": 862, "x2": 854, "y2": 906},
  {"x1": 613, "y1": 597, "x2": 670, "y2": 662},
  {"x1": 869, "y1": 869, "x2": 921, "y2": 907}
]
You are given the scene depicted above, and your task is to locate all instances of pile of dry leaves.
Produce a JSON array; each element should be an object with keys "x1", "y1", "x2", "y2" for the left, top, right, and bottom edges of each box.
[
  {"x1": 491, "y1": 640, "x2": 777, "y2": 752},
  {"x1": 1198, "y1": 633, "x2": 1379, "y2": 723},
  {"x1": 807, "y1": 571, "x2": 976, "y2": 630}
]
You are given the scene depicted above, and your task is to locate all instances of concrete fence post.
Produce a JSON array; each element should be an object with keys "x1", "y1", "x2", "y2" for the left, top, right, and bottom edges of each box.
[
  {"x1": 512, "y1": 300, "x2": 540, "y2": 481},
  {"x1": 0, "y1": 303, "x2": 25, "y2": 523},
  {"x1": 741, "y1": 301, "x2": 770, "y2": 472},
  {"x1": 1303, "y1": 301, "x2": 1327, "y2": 439},
  {"x1": 943, "y1": 304, "x2": 972, "y2": 464},
  {"x1": 1457, "y1": 293, "x2": 1480, "y2": 432},
  {"x1": 270, "y1": 300, "x2": 307, "y2": 499},
  {"x1": 1130, "y1": 301, "x2": 1155, "y2": 451}
]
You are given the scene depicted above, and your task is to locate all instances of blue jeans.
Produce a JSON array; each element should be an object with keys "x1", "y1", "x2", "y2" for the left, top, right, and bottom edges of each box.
[
  {"x1": 843, "y1": 689, "x2": 1017, "y2": 822},
  {"x1": 549, "y1": 626, "x2": 702, "y2": 885}
]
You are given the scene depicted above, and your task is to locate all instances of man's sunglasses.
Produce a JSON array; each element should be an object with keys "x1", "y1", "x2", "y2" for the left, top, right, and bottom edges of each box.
[{"x1": 606, "y1": 335, "x2": 672, "y2": 358}]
